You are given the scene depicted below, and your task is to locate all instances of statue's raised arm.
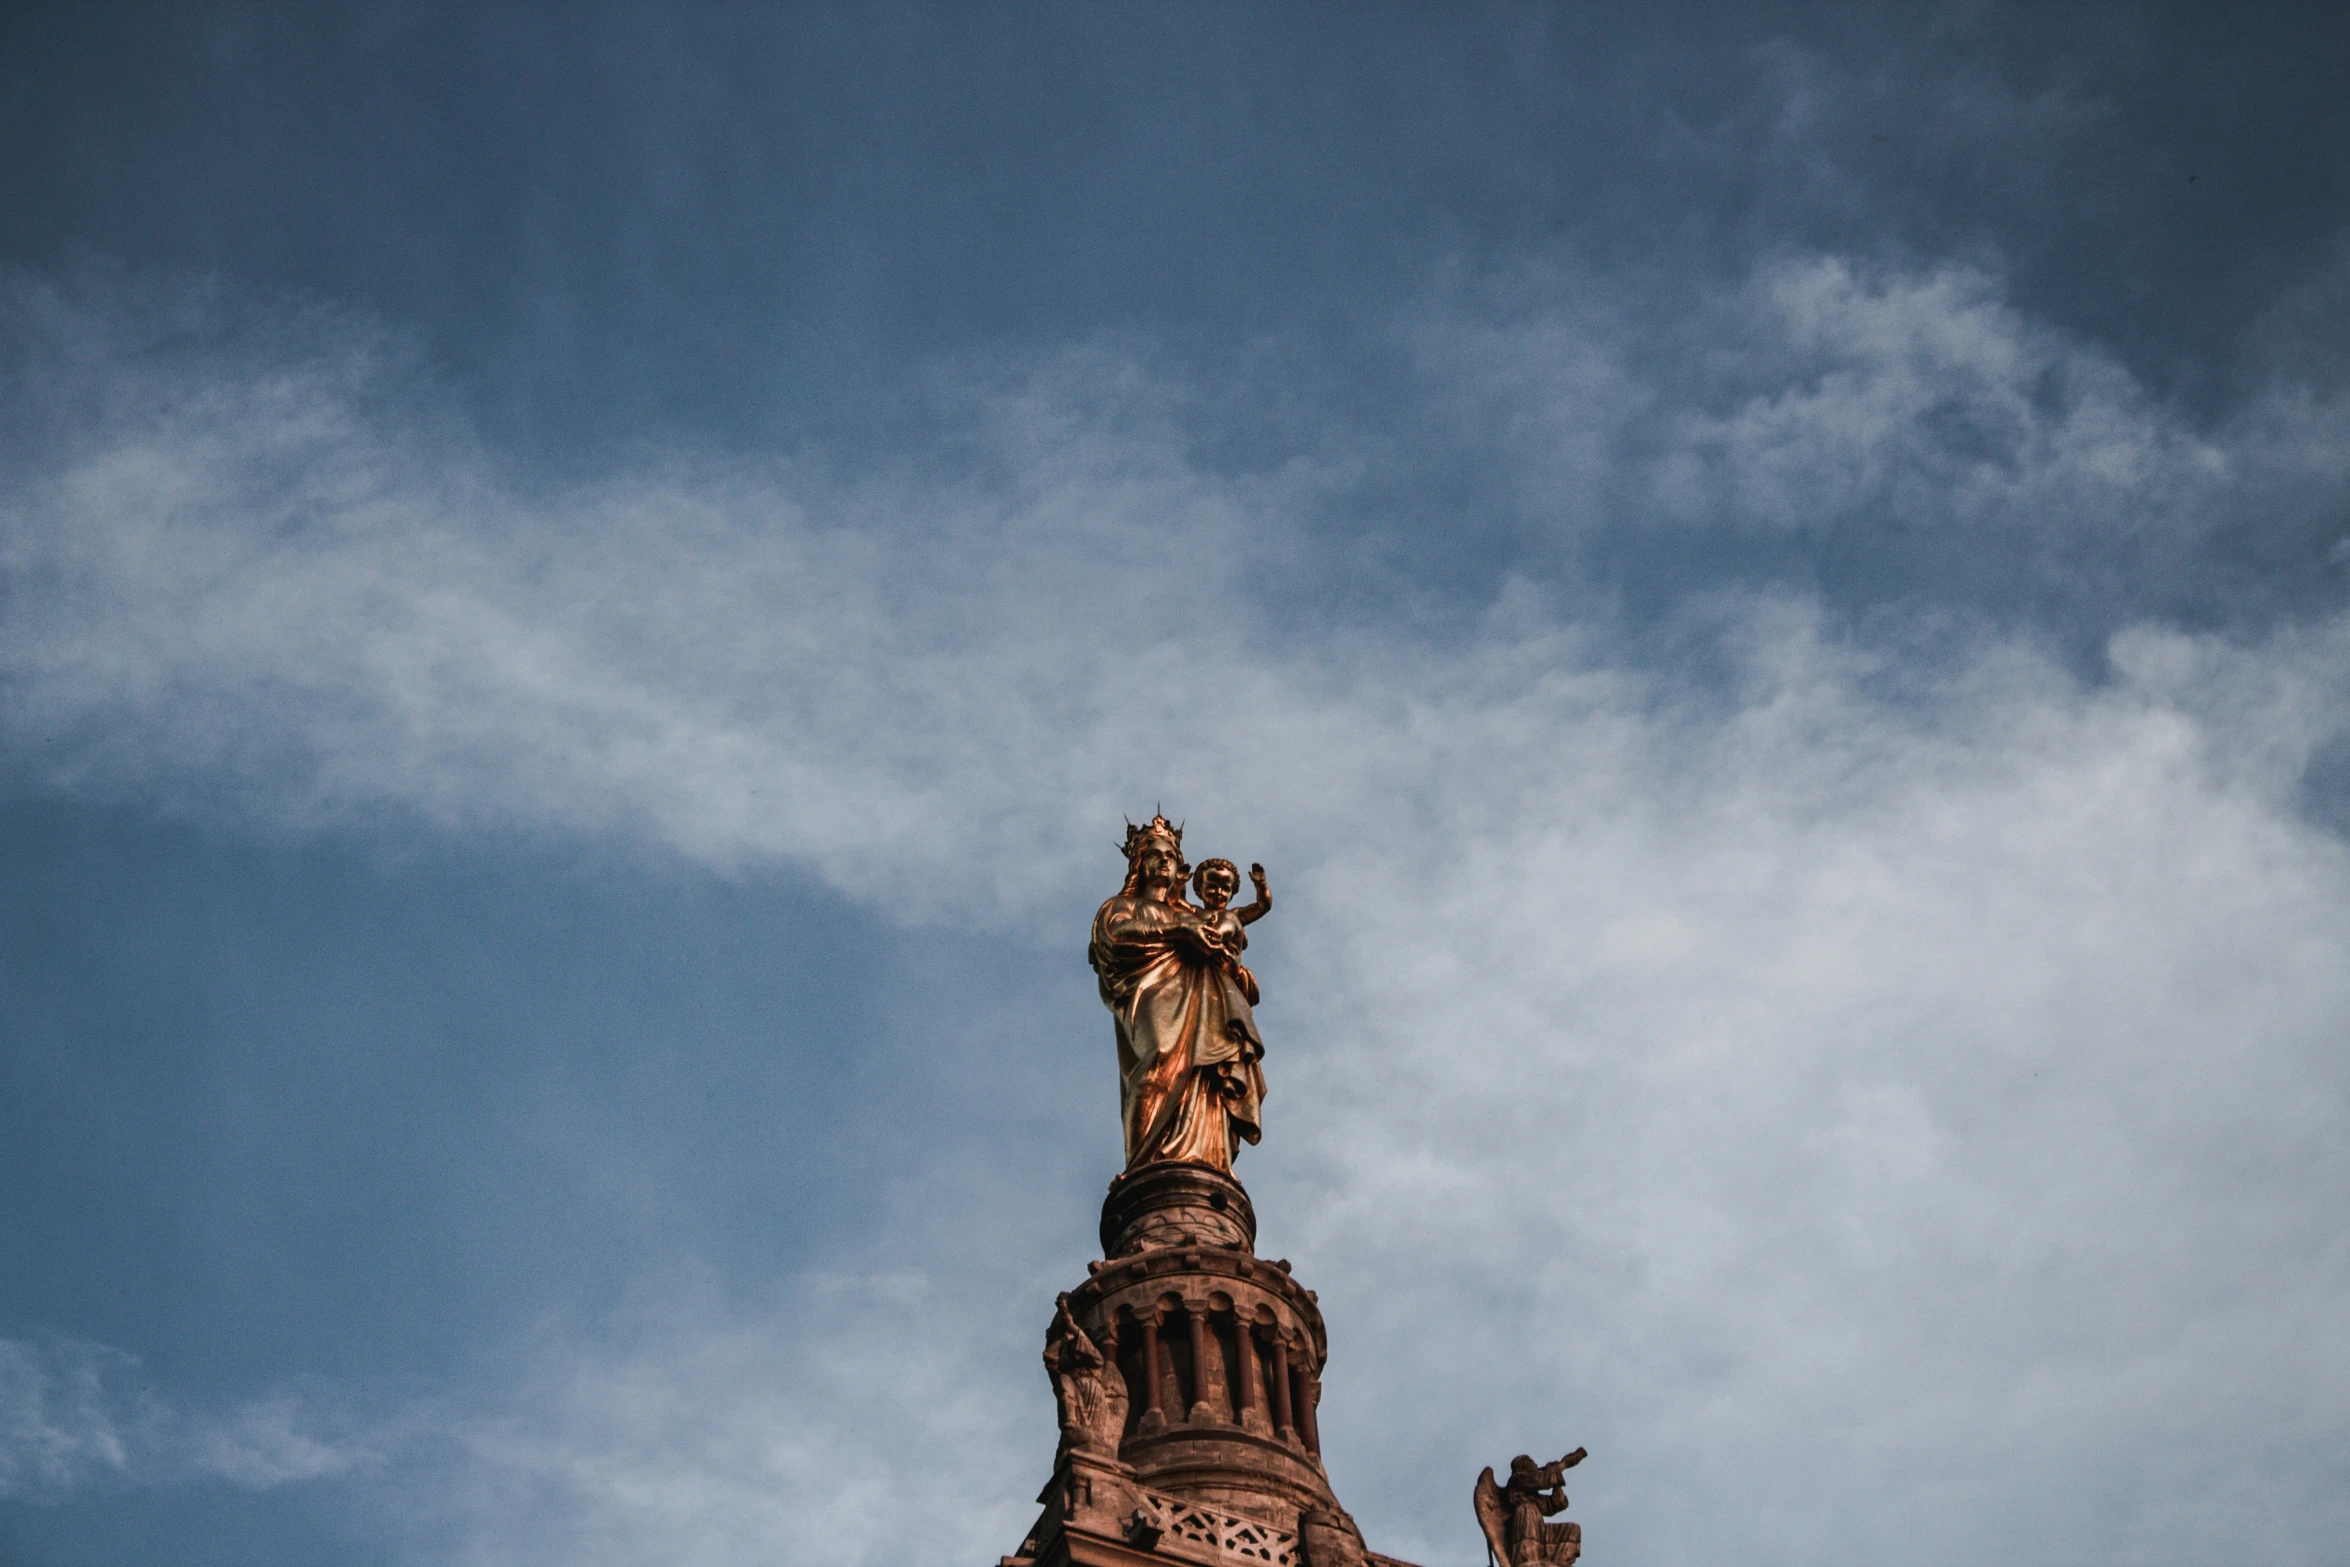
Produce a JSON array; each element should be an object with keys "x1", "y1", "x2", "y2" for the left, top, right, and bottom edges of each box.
[{"x1": 1087, "y1": 815, "x2": 1269, "y2": 1172}]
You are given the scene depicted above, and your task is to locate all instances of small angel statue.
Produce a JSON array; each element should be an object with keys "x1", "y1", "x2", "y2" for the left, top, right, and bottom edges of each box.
[{"x1": 1474, "y1": 1448, "x2": 1587, "y2": 1567}]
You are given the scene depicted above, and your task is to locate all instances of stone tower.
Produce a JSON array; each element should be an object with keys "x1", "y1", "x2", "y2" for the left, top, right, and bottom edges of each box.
[{"x1": 1002, "y1": 1161, "x2": 1420, "y2": 1567}]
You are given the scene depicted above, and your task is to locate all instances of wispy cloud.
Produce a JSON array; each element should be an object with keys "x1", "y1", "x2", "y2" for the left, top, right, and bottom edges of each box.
[
  {"x1": 396, "y1": 1272, "x2": 1042, "y2": 1567},
  {"x1": 1275, "y1": 610, "x2": 2350, "y2": 1565},
  {"x1": 0, "y1": 1335, "x2": 373, "y2": 1500},
  {"x1": 6, "y1": 260, "x2": 2343, "y2": 908},
  {"x1": 2, "y1": 1280, "x2": 1041, "y2": 1567}
]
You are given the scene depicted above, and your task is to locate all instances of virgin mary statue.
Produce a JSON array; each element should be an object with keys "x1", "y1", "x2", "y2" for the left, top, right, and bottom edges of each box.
[{"x1": 1087, "y1": 816, "x2": 1268, "y2": 1172}]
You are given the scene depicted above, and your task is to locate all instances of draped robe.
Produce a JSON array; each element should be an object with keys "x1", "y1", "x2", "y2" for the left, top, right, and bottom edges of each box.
[{"x1": 1088, "y1": 891, "x2": 1266, "y2": 1171}]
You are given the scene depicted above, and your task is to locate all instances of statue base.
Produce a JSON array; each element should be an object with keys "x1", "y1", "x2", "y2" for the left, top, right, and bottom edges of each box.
[
  {"x1": 1100, "y1": 1161, "x2": 1257, "y2": 1258},
  {"x1": 1007, "y1": 1163, "x2": 1424, "y2": 1567}
]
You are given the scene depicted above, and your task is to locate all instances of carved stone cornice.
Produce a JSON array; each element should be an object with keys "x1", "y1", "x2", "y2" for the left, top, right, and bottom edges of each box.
[{"x1": 1076, "y1": 1247, "x2": 1325, "y2": 1365}]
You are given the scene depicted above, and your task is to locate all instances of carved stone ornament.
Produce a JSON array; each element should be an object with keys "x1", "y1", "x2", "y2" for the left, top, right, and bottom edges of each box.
[
  {"x1": 1297, "y1": 1506, "x2": 1368, "y2": 1567},
  {"x1": 1045, "y1": 1293, "x2": 1131, "y2": 1457}
]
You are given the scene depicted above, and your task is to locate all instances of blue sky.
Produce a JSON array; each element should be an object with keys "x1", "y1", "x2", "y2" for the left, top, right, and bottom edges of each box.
[{"x1": 4, "y1": 7, "x2": 2349, "y2": 1565}]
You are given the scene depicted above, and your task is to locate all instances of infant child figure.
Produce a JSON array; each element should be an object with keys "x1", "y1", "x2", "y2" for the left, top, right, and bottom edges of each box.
[
  {"x1": 1189, "y1": 859, "x2": 1271, "y2": 991},
  {"x1": 1188, "y1": 859, "x2": 1272, "y2": 1086}
]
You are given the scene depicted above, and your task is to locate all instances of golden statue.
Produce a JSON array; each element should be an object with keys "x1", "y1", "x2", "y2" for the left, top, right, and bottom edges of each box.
[{"x1": 1087, "y1": 815, "x2": 1273, "y2": 1171}]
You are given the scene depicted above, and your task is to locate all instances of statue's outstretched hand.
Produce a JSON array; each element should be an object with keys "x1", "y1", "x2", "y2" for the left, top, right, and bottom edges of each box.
[{"x1": 1559, "y1": 1448, "x2": 1587, "y2": 1470}]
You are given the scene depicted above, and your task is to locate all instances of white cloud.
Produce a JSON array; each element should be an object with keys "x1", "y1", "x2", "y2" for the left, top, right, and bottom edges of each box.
[
  {"x1": 0, "y1": 1335, "x2": 373, "y2": 1500},
  {"x1": 1662, "y1": 257, "x2": 2225, "y2": 533},
  {"x1": 1419, "y1": 249, "x2": 2348, "y2": 586},
  {"x1": 1, "y1": 1290, "x2": 1041, "y2": 1567},
  {"x1": 0, "y1": 1336, "x2": 149, "y2": 1498},
  {"x1": 4, "y1": 258, "x2": 2350, "y2": 1567},
  {"x1": 387, "y1": 1272, "x2": 1042, "y2": 1567},
  {"x1": 1271, "y1": 612, "x2": 2350, "y2": 1566}
]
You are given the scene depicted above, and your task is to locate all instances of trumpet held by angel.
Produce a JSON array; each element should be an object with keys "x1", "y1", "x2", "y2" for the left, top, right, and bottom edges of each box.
[{"x1": 1474, "y1": 1448, "x2": 1587, "y2": 1567}]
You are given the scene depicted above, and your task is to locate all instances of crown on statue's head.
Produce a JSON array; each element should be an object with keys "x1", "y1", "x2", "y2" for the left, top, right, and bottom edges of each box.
[{"x1": 1120, "y1": 813, "x2": 1184, "y2": 862}]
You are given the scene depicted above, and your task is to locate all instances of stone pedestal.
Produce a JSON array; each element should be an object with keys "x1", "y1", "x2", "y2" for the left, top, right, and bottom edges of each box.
[
  {"x1": 1099, "y1": 1162, "x2": 1257, "y2": 1257},
  {"x1": 1003, "y1": 1167, "x2": 1419, "y2": 1567}
]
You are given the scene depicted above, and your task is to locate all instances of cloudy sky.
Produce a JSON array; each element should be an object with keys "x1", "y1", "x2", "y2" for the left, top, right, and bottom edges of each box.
[{"x1": 5, "y1": 6, "x2": 2349, "y2": 1565}]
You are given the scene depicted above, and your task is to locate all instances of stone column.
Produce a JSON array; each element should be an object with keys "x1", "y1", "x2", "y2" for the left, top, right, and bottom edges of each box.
[
  {"x1": 1158, "y1": 1317, "x2": 1180, "y2": 1421},
  {"x1": 1234, "y1": 1318, "x2": 1267, "y2": 1435},
  {"x1": 1268, "y1": 1331, "x2": 1294, "y2": 1440},
  {"x1": 1185, "y1": 1300, "x2": 1215, "y2": 1423},
  {"x1": 1296, "y1": 1358, "x2": 1322, "y2": 1456},
  {"x1": 1136, "y1": 1311, "x2": 1166, "y2": 1435}
]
